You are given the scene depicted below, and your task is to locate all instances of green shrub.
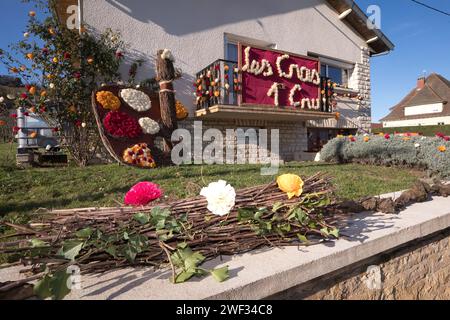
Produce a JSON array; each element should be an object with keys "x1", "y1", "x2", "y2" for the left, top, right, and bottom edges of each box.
[
  {"x1": 373, "y1": 125, "x2": 450, "y2": 137},
  {"x1": 321, "y1": 135, "x2": 450, "y2": 177}
]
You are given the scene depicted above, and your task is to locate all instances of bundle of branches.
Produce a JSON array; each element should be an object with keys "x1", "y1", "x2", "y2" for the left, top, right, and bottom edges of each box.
[{"x1": 0, "y1": 173, "x2": 344, "y2": 299}]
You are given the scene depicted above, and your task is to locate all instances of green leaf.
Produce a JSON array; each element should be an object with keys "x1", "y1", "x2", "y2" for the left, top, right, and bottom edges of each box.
[
  {"x1": 297, "y1": 234, "x2": 309, "y2": 244},
  {"x1": 320, "y1": 227, "x2": 330, "y2": 237},
  {"x1": 237, "y1": 208, "x2": 255, "y2": 222},
  {"x1": 105, "y1": 246, "x2": 117, "y2": 258},
  {"x1": 174, "y1": 271, "x2": 196, "y2": 283},
  {"x1": 75, "y1": 228, "x2": 94, "y2": 239},
  {"x1": 272, "y1": 202, "x2": 284, "y2": 213},
  {"x1": 34, "y1": 275, "x2": 52, "y2": 299},
  {"x1": 329, "y1": 228, "x2": 340, "y2": 238},
  {"x1": 184, "y1": 252, "x2": 205, "y2": 270},
  {"x1": 50, "y1": 270, "x2": 71, "y2": 300},
  {"x1": 30, "y1": 239, "x2": 47, "y2": 248},
  {"x1": 133, "y1": 213, "x2": 150, "y2": 225},
  {"x1": 123, "y1": 232, "x2": 129, "y2": 240},
  {"x1": 58, "y1": 240, "x2": 84, "y2": 261},
  {"x1": 210, "y1": 266, "x2": 229, "y2": 283}
]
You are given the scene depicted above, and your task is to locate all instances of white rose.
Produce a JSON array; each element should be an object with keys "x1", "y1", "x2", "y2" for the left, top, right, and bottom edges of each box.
[
  {"x1": 49, "y1": 83, "x2": 55, "y2": 89},
  {"x1": 24, "y1": 32, "x2": 30, "y2": 38},
  {"x1": 200, "y1": 180, "x2": 236, "y2": 216},
  {"x1": 0, "y1": 96, "x2": 4, "y2": 103},
  {"x1": 415, "y1": 143, "x2": 420, "y2": 148},
  {"x1": 139, "y1": 117, "x2": 160, "y2": 135},
  {"x1": 120, "y1": 88, "x2": 151, "y2": 112}
]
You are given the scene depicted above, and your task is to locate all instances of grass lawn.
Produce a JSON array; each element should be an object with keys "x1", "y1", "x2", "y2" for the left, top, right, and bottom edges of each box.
[{"x1": 0, "y1": 143, "x2": 424, "y2": 220}]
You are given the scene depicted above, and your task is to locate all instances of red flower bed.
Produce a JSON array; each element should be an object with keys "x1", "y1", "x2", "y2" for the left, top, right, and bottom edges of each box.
[{"x1": 103, "y1": 111, "x2": 142, "y2": 138}]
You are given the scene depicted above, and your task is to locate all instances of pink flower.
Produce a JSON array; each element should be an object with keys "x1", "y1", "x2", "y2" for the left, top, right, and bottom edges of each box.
[
  {"x1": 444, "y1": 136, "x2": 450, "y2": 142},
  {"x1": 384, "y1": 134, "x2": 390, "y2": 140},
  {"x1": 436, "y1": 132, "x2": 445, "y2": 138},
  {"x1": 124, "y1": 182, "x2": 162, "y2": 206}
]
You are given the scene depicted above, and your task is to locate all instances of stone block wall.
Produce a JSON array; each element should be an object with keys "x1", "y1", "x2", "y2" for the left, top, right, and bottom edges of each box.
[
  {"x1": 349, "y1": 46, "x2": 372, "y2": 133},
  {"x1": 178, "y1": 118, "x2": 308, "y2": 163},
  {"x1": 269, "y1": 228, "x2": 450, "y2": 300}
]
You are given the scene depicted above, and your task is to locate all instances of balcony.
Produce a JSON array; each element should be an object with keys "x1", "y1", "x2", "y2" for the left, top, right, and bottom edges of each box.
[{"x1": 194, "y1": 59, "x2": 335, "y2": 121}]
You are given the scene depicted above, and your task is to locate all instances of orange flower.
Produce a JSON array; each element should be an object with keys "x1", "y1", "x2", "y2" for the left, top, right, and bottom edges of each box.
[
  {"x1": 437, "y1": 146, "x2": 446, "y2": 152},
  {"x1": 68, "y1": 105, "x2": 77, "y2": 114},
  {"x1": 0, "y1": 120, "x2": 7, "y2": 126},
  {"x1": 10, "y1": 67, "x2": 19, "y2": 74},
  {"x1": 175, "y1": 101, "x2": 189, "y2": 120},
  {"x1": 29, "y1": 106, "x2": 36, "y2": 113},
  {"x1": 87, "y1": 57, "x2": 94, "y2": 64},
  {"x1": 96, "y1": 91, "x2": 121, "y2": 111},
  {"x1": 20, "y1": 65, "x2": 27, "y2": 72},
  {"x1": 48, "y1": 28, "x2": 56, "y2": 35},
  {"x1": 28, "y1": 86, "x2": 36, "y2": 95},
  {"x1": 29, "y1": 131, "x2": 38, "y2": 139},
  {"x1": 364, "y1": 136, "x2": 370, "y2": 142},
  {"x1": 403, "y1": 137, "x2": 411, "y2": 141},
  {"x1": 46, "y1": 74, "x2": 55, "y2": 80},
  {"x1": 29, "y1": 11, "x2": 36, "y2": 17},
  {"x1": 277, "y1": 174, "x2": 304, "y2": 199},
  {"x1": 214, "y1": 90, "x2": 220, "y2": 97},
  {"x1": 335, "y1": 112, "x2": 340, "y2": 120},
  {"x1": 40, "y1": 90, "x2": 47, "y2": 97},
  {"x1": 26, "y1": 53, "x2": 34, "y2": 60}
]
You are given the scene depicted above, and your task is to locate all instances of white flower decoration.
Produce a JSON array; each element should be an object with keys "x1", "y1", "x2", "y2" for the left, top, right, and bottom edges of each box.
[
  {"x1": 0, "y1": 96, "x2": 4, "y2": 103},
  {"x1": 120, "y1": 88, "x2": 152, "y2": 112},
  {"x1": 415, "y1": 143, "x2": 420, "y2": 148},
  {"x1": 161, "y1": 49, "x2": 175, "y2": 62},
  {"x1": 139, "y1": 117, "x2": 160, "y2": 135},
  {"x1": 200, "y1": 180, "x2": 236, "y2": 216}
]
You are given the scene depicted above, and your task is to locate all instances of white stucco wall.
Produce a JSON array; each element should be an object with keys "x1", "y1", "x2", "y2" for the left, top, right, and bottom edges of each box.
[
  {"x1": 383, "y1": 116, "x2": 450, "y2": 128},
  {"x1": 83, "y1": 0, "x2": 369, "y2": 117},
  {"x1": 404, "y1": 103, "x2": 444, "y2": 117}
]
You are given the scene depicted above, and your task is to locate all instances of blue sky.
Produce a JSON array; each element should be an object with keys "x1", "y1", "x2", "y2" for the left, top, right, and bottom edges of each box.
[{"x1": 0, "y1": 0, "x2": 449, "y2": 121}]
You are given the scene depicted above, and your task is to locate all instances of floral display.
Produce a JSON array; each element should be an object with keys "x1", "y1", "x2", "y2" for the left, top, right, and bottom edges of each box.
[
  {"x1": 96, "y1": 91, "x2": 121, "y2": 111},
  {"x1": 437, "y1": 145, "x2": 446, "y2": 152},
  {"x1": 242, "y1": 46, "x2": 273, "y2": 77},
  {"x1": 289, "y1": 84, "x2": 302, "y2": 107},
  {"x1": 123, "y1": 143, "x2": 157, "y2": 168},
  {"x1": 175, "y1": 100, "x2": 189, "y2": 120},
  {"x1": 124, "y1": 182, "x2": 162, "y2": 206},
  {"x1": 277, "y1": 174, "x2": 304, "y2": 199},
  {"x1": 120, "y1": 88, "x2": 152, "y2": 112},
  {"x1": 103, "y1": 111, "x2": 142, "y2": 138},
  {"x1": 267, "y1": 82, "x2": 281, "y2": 106},
  {"x1": 138, "y1": 117, "x2": 160, "y2": 135},
  {"x1": 200, "y1": 180, "x2": 236, "y2": 216}
]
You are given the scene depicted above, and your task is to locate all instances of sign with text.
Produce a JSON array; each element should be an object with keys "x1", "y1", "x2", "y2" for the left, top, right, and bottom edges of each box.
[
  {"x1": 55, "y1": 0, "x2": 79, "y2": 30},
  {"x1": 239, "y1": 44, "x2": 321, "y2": 109}
]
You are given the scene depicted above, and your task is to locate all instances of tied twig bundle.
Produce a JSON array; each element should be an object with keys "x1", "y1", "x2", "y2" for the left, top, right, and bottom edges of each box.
[{"x1": 0, "y1": 173, "x2": 342, "y2": 298}]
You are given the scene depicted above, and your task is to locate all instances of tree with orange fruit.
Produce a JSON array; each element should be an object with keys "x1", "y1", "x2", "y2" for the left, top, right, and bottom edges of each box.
[{"x1": 0, "y1": 0, "x2": 126, "y2": 166}]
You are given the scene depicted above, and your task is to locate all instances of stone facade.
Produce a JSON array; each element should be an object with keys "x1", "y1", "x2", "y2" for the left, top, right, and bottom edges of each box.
[
  {"x1": 269, "y1": 228, "x2": 450, "y2": 300},
  {"x1": 350, "y1": 46, "x2": 372, "y2": 133},
  {"x1": 178, "y1": 119, "x2": 308, "y2": 163}
]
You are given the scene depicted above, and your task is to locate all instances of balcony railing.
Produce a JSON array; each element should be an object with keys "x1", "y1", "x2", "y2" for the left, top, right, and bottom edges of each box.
[{"x1": 195, "y1": 59, "x2": 335, "y2": 113}]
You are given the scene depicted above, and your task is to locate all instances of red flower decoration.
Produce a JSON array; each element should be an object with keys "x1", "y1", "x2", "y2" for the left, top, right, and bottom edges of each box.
[
  {"x1": 25, "y1": 84, "x2": 32, "y2": 90},
  {"x1": 350, "y1": 137, "x2": 356, "y2": 142},
  {"x1": 64, "y1": 52, "x2": 71, "y2": 60},
  {"x1": 384, "y1": 134, "x2": 390, "y2": 140},
  {"x1": 42, "y1": 48, "x2": 49, "y2": 55},
  {"x1": 13, "y1": 126, "x2": 20, "y2": 133},
  {"x1": 103, "y1": 111, "x2": 142, "y2": 138},
  {"x1": 444, "y1": 136, "x2": 450, "y2": 142},
  {"x1": 115, "y1": 51, "x2": 123, "y2": 58},
  {"x1": 124, "y1": 182, "x2": 162, "y2": 206},
  {"x1": 73, "y1": 72, "x2": 81, "y2": 79},
  {"x1": 74, "y1": 120, "x2": 82, "y2": 127},
  {"x1": 436, "y1": 132, "x2": 445, "y2": 138},
  {"x1": 20, "y1": 93, "x2": 28, "y2": 100},
  {"x1": 10, "y1": 114, "x2": 17, "y2": 119},
  {"x1": 23, "y1": 112, "x2": 29, "y2": 117},
  {"x1": 52, "y1": 127, "x2": 59, "y2": 133}
]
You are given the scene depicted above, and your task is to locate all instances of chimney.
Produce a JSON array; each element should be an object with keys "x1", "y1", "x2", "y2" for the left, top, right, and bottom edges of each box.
[{"x1": 417, "y1": 77, "x2": 425, "y2": 90}]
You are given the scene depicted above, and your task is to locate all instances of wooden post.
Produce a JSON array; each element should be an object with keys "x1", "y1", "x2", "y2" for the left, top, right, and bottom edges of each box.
[{"x1": 156, "y1": 49, "x2": 178, "y2": 155}]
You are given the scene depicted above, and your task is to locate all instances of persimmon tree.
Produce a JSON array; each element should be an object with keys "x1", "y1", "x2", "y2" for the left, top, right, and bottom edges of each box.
[{"x1": 0, "y1": 0, "x2": 126, "y2": 166}]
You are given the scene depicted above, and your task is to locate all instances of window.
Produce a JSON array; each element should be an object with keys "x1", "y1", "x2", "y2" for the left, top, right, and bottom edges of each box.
[
  {"x1": 321, "y1": 63, "x2": 350, "y2": 86},
  {"x1": 224, "y1": 33, "x2": 276, "y2": 62}
]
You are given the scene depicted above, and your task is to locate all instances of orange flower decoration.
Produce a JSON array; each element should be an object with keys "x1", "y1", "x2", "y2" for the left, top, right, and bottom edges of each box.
[
  {"x1": 277, "y1": 174, "x2": 304, "y2": 199},
  {"x1": 364, "y1": 136, "x2": 370, "y2": 142},
  {"x1": 123, "y1": 143, "x2": 157, "y2": 168},
  {"x1": 437, "y1": 146, "x2": 446, "y2": 152},
  {"x1": 29, "y1": 11, "x2": 36, "y2": 17},
  {"x1": 29, "y1": 132, "x2": 38, "y2": 139},
  {"x1": 10, "y1": 67, "x2": 19, "y2": 74},
  {"x1": 176, "y1": 101, "x2": 189, "y2": 120},
  {"x1": 96, "y1": 91, "x2": 121, "y2": 111},
  {"x1": 26, "y1": 53, "x2": 34, "y2": 60},
  {"x1": 335, "y1": 112, "x2": 340, "y2": 120},
  {"x1": 40, "y1": 90, "x2": 47, "y2": 97},
  {"x1": 29, "y1": 86, "x2": 36, "y2": 95},
  {"x1": 0, "y1": 120, "x2": 7, "y2": 126},
  {"x1": 87, "y1": 57, "x2": 94, "y2": 64}
]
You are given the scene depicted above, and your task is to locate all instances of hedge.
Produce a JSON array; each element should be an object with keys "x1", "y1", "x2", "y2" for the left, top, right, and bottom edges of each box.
[
  {"x1": 372, "y1": 125, "x2": 450, "y2": 137},
  {"x1": 321, "y1": 134, "x2": 450, "y2": 177}
]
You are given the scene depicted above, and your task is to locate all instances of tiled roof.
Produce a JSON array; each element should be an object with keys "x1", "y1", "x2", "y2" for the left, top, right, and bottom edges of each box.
[{"x1": 381, "y1": 73, "x2": 450, "y2": 122}]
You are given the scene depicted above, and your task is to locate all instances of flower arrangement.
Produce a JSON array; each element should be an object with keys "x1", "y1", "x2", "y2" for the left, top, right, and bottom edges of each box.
[
  {"x1": 289, "y1": 84, "x2": 302, "y2": 107},
  {"x1": 124, "y1": 182, "x2": 162, "y2": 206},
  {"x1": 267, "y1": 82, "x2": 281, "y2": 106},
  {"x1": 138, "y1": 117, "x2": 160, "y2": 135},
  {"x1": 103, "y1": 111, "x2": 142, "y2": 138},
  {"x1": 96, "y1": 91, "x2": 121, "y2": 111},
  {"x1": 175, "y1": 100, "x2": 189, "y2": 120},
  {"x1": 120, "y1": 88, "x2": 152, "y2": 112},
  {"x1": 123, "y1": 143, "x2": 157, "y2": 168},
  {"x1": 200, "y1": 180, "x2": 236, "y2": 216}
]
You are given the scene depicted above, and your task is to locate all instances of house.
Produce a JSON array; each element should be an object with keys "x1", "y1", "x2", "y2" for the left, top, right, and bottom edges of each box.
[
  {"x1": 79, "y1": 0, "x2": 394, "y2": 161},
  {"x1": 381, "y1": 73, "x2": 450, "y2": 128}
]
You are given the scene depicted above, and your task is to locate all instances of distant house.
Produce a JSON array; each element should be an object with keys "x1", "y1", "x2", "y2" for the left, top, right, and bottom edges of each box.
[{"x1": 381, "y1": 73, "x2": 450, "y2": 128}]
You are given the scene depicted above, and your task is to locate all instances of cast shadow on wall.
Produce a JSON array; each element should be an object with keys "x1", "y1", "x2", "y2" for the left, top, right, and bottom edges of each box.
[{"x1": 105, "y1": 0, "x2": 318, "y2": 36}]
